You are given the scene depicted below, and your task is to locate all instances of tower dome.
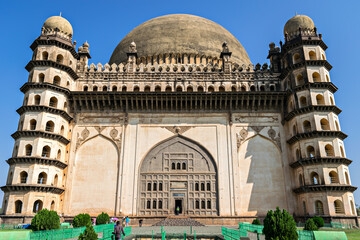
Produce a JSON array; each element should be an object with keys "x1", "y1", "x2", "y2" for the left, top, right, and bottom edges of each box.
[
  {"x1": 42, "y1": 15, "x2": 73, "y2": 36},
  {"x1": 109, "y1": 14, "x2": 251, "y2": 65},
  {"x1": 284, "y1": 15, "x2": 315, "y2": 36}
]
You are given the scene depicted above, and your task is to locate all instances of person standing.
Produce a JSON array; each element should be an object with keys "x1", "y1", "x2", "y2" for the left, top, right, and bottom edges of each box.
[
  {"x1": 126, "y1": 216, "x2": 129, "y2": 227},
  {"x1": 114, "y1": 221, "x2": 125, "y2": 240}
]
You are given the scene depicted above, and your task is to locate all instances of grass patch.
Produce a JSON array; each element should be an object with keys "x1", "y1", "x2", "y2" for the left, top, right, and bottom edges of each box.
[
  {"x1": 319, "y1": 228, "x2": 360, "y2": 240},
  {"x1": 0, "y1": 229, "x2": 31, "y2": 232}
]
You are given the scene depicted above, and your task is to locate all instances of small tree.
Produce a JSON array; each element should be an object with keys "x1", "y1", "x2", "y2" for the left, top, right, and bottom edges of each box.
[
  {"x1": 263, "y1": 207, "x2": 298, "y2": 240},
  {"x1": 96, "y1": 212, "x2": 110, "y2": 225},
  {"x1": 252, "y1": 219, "x2": 261, "y2": 225},
  {"x1": 31, "y1": 209, "x2": 60, "y2": 231},
  {"x1": 73, "y1": 213, "x2": 92, "y2": 228},
  {"x1": 311, "y1": 216, "x2": 324, "y2": 228},
  {"x1": 304, "y1": 219, "x2": 318, "y2": 231},
  {"x1": 78, "y1": 223, "x2": 98, "y2": 240}
]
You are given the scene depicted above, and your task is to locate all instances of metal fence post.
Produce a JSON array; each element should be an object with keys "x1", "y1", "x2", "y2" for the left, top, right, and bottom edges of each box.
[
  {"x1": 184, "y1": 230, "x2": 186, "y2": 240},
  {"x1": 190, "y1": 225, "x2": 192, "y2": 234},
  {"x1": 152, "y1": 230, "x2": 154, "y2": 240},
  {"x1": 194, "y1": 230, "x2": 196, "y2": 240}
]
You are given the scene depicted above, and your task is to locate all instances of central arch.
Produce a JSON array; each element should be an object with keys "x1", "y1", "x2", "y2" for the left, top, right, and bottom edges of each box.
[{"x1": 138, "y1": 135, "x2": 218, "y2": 216}]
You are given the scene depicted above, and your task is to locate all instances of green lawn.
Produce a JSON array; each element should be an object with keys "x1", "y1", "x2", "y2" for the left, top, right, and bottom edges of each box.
[
  {"x1": 0, "y1": 229, "x2": 31, "y2": 232},
  {"x1": 319, "y1": 228, "x2": 360, "y2": 240}
]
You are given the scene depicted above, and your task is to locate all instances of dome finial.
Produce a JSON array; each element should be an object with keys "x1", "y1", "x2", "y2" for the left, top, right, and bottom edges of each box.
[
  {"x1": 60, "y1": 12, "x2": 62, "y2": 17},
  {"x1": 295, "y1": 11, "x2": 297, "y2": 16}
]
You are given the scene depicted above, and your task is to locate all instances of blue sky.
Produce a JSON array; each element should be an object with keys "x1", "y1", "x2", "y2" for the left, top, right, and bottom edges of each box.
[{"x1": 0, "y1": 0, "x2": 359, "y2": 207}]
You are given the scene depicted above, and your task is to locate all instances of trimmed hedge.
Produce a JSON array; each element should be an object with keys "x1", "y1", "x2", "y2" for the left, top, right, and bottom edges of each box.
[
  {"x1": 31, "y1": 209, "x2": 60, "y2": 231},
  {"x1": 263, "y1": 207, "x2": 298, "y2": 240},
  {"x1": 73, "y1": 213, "x2": 92, "y2": 228},
  {"x1": 96, "y1": 212, "x2": 110, "y2": 225}
]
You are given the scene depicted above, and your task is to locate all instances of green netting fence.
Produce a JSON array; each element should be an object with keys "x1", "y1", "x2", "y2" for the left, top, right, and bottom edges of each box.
[
  {"x1": 297, "y1": 230, "x2": 314, "y2": 240},
  {"x1": 0, "y1": 224, "x2": 24, "y2": 229},
  {"x1": 222, "y1": 226, "x2": 247, "y2": 240},
  {"x1": 239, "y1": 222, "x2": 263, "y2": 234},
  {"x1": 331, "y1": 222, "x2": 353, "y2": 229}
]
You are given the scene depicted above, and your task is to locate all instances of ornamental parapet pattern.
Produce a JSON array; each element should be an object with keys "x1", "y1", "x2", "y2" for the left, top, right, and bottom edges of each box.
[
  {"x1": 30, "y1": 36, "x2": 79, "y2": 59},
  {"x1": 290, "y1": 157, "x2": 352, "y2": 168},
  {"x1": 285, "y1": 105, "x2": 342, "y2": 121},
  {"x1": 11, "y1": 131, "x2": 70, "y2": 145},
  {"x1": 17, "y1": 105, "x2": 72, "y2": 122},
  {"x1": 1, "y1": 184, "x2": 65, "y2": 194},
  {"x1": 6, "y1": 157, "x2": 68, "y2": 169},
  {"x1": 293, "y1": 184, "x2": 357, "y2": 194},
  {"x1": 70, "y1": 92, "x2": 286, "y2": 112},
  {"x1": 25, "y1": 60, "x2": 79, "y2": 80},
  {"x1": 287, "y1": 131, "x2": 347, "y2": 145},
  {"x1": 20, "y1": 82, "x2": 70, "y2": 95}
]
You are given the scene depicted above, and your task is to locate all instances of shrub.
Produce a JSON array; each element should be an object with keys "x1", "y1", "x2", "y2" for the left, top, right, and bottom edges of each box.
[
  {"x1": 96, "y1": 212, "x2": 110, "y2": 225},
  {"x1": 252, "y1": 219, "x2": 261, "y2": 225},
  {"x1": 312, "y1": 216, "x2": 324, "y2": 228},
  {"x1": 263, "y1": 207, "x2": 298, "y2": 240},
  {"x1": 73, "y1": 213, "x2": 92, "y2": 228},
  {"x1": 31, "y1": 209, "x2": 60, "y2": 231},
  {"x1": 304, "y1": 219, "x2": 318, "y2": 231},
  {"x1": 78, "y1": 223, "x2": 97, "y2": 240}
]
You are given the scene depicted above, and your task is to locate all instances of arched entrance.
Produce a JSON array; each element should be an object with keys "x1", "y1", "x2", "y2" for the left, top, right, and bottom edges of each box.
[{"x1": 138, "y1": 135, "x2": 218, "y2": 216}]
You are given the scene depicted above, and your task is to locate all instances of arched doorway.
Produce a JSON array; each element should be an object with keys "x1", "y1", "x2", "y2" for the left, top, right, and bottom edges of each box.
[{"x1": 138, "y1": 135, "x2": 218, "y2": 216}]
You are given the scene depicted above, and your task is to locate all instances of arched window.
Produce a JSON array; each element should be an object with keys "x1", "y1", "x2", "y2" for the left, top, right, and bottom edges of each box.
[
  {"x1": 329, "y1": 171, "x2": 339, "y2": 184},
  {"x1": 176, "y1": 86, "x2": 183, "y2": 92},
  {"x1": 207, "y1": 182, "x2": 211, "y2": 191},
  {"x1": 300, "y1": 97, "x2": 307, "y2": 107},
  {"x1": 39, "y1": 73, "x2": 45, "y2": 83},
  {"x1": 350, "y1": 200, "x2": 355, "y2": 215},
  {"x1": 133, "y1": 86, "x2": 140, "y2": 92},
  {"x1": 312, "y1": 72, "x2": 321, "y2": 82},
  {"x1": 195, "y1": 183, "x2": 199, "y2": 191},
  {"x1": 34, "y1": 95, "x2": 41, "y2": 105},
  {"x1": 307, "y1": 146, "x2": 315, "y2": 158},
  {"x1": 171, "y1": 162, "x2": 175, "y2": 170},
  {"x1": 165, "y1": 86, "x2": 172, "y2": 92},
  {"x1": 240, "y1": 86, "x2": 246, "y2": 91},
  {"x1": 309, "y1": 51, "x2": 316, "y2": 60},
  {"x1": 27, "y1": 119, "x2": 36, "y2": 131},
  {"x1": 147, "y1": 200, "x2": 151, "y2": 209},
  {"x1": 33, "y1": 200, "x2": 43, "y2": 213},
  {"x1": 42, "y1": 52, "x2": 48, "y2": 60},
  {"x1": 177, "y1": 162, "x2": 181, "y2": 170},
  {"x1": 325, "y1": 144, "x2": 335, "y2": 157},
  {"x1": 42, "y1": 146, "x2": 51, "y2": 158},
  {"x1": 15, "y1": 200, "x2": 23, "y2": 213},
  {"x1": 155, "y1": 86, "x2": 161, "y2": 92},
  {"x1": 25, "y1": 144, "x2": 32, "y2": 156},
  {"x1": 37, "y1": 172, "x2": 47, "y2": 184},
  {"x1": 112, "y1": 86, "x2": 117, "y2": 92},
  {"x1": 60, "y1": 126, "x2": 65, "y2": 135},
  {"x1": 195, "y1": 200, "x2": 200, "y2": 209},
  {"x1": 201, "y1": 183, "x2": 205, "y2": 191},
  {"x1": 84, "y1": 86, "x2": 88, "y2": 91},
  {"x1": 122, "y1": 86, "x2": 127, "y2": 92},
  {"x1": 315, "y1": 200, "x2": 324, "y2": 215},
  {"x1": 20, "y1": 171, "x2": 28, "y2": 184},
  {"x1": 201, "y1": 200, "x2": 205, "y2": 209},
  {"x1": 56, "y1": 54, "x2": 64, "y2": 64},
  {"x1": 147, "y1": 183, "x2": 151, "y2": 191},
  {"x1": 303, "y1": 120, "x2": 311, "y2": 132},
  {"x1": 219, "y1": 86, "x2": 225, "y2": 92},
  {"x1": 182, "y1": 162, "x2": 186, "y2": 170},
  {"x1": 295, "y1": 149, "x2": 301, "y2": 160},
  {"x1": 270, "y1": 85, "x2": 275, "y2": 91},
  {"x1": 293, "y1": 53, "x2": 301, "y2": 64},
  {"x1": 153, "y1": 182, "x2": 157, "y2": 191},
  {"x1": 231, "y1": 86, "x2": 237, "y2": 92},
  {"x1": 335, "y1": 121, "x2": 340, "y2": 131},
  {"x1": 53, "y1": 174, "x2": 58, "y2": 186},
  {"x1": 93, "y1": 86, "x2": 98, "y2": 92},
  {"x1": 207, "y1": 200, "x2": 211, "y2": 209},
  {"x1": 187, "y1": 86, "x2": 193, "y2": 92},
  {"x1": 144, "y1": 86, "x2": 151, "y2": 92},
  {"x1": 345, "y1": 172, "x2": 350, "y2": 185},
  {"x1": 326, "y1": 75, "x2": 330, "y2": 82},
  {"x1": 50, "y1": 201, "x2": 55, "y2": 211},
  {"x1": 53, "y1": 76, "x2": 61, "y2": 85},
  {"x1": 49, "y1": 97, "x2": 58, "y2": 108},
  {"x1": 159, "y1": 182, "x2": 163, "y2": 191},
  {"x1": 250, "y1": 85, "x2": 256, "y2": 91},
  {"x1": 103, "y1": 86, "x2": 108, "y2": 92},
  {"x1": 158, "y1": 200, "x2": 163, "y2": 209},
  {"x1": 197, "y1": 86, "x2": 204, "y2": 92},
  {"x1": 259, "y1": 85, "x2": 265, "y2": 91},
  {"x1": 320, "y1": 119, "x2": 330, "y2": 131},
  {"x1": 334, "y1": 200, "x2": 344, "y2": 214},
  {"x1": 66, "y1": 81, "x2": 70, "y2": 86},
  {"x1": 316, "y1": 94, "x2": 325, "y2": 105},
  {"x1": 292, "y1": 124, "x2": 297, "y2": 135},
  {"x1": 311, "y1": 172, "x2": 320, "y2": 185},
  {"x1": 45, "y1": 121, "x2": 54, "y2": 132},
  {"x1": 208, "y1": 86, "x2": 214, "y2": 93},
  {"x1": 299, "y1": 174, "x2": 303, "y2": 186},
  {"x1": 153, "y1": 200, "x2": 157, "y2": 209},
  {"x1": 57, "y1": 149, "x2": 61, "y2": 160},
  {"x1": 296, "y1": 74, "x2": 304, "y2": 85}
]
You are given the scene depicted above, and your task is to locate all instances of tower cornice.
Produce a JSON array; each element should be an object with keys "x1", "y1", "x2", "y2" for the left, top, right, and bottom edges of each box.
[
  {"x1": 291, "y1": 82, "x2": 338, "y2": 94},
  {"x1": 290, "y1": 157, "x2": 352, "y2": 168},
  {"x1": 17, "y1": 105, "x2": 73, "y2": 122},
  {"x1": 280, "y1": 60, "x2": 332, "y2": 79},
  {"x1": 11, "y1": 130, "x2": 70, "y2": 145},
  {"x1": 20, "y1": 82, "x2": 70, "y2": 95},
  {"x1": 6, "y1": 157, "x2": 68, "y2": 169},
  {"x1": 284, "y1": 105, "x2": 342, "y2": 121},
  {"x1": 293, "y1": 184, "x2": 357, "y2": 194},
  {"x1": 287, "y1": 130, "x2": 347, "y2": 145},
  {"x1": 282, "y1": 36, "x2": 328, "y2": 52},
  {"x1": 30, "y1": 36, "x2": 79, "y2": 59},
  {"x1": 25, "y1": 60, "x2": 79, "y2": 80},
  {"x1": 1, "y1": 184, "x2": 65, "y2": 194}
]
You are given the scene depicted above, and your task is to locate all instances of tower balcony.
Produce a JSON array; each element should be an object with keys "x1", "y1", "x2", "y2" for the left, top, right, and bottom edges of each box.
[
  {"x1": 285, "y1": 105, "x2": 342, "y2": 122},
  {"x1": 17, "y1": 105, "x2": 72, "y2": 122},
  {"x1": 290, "y1": 156, "x2": 352, "y2": 168},
  {"x1": 6, "y1": 157, "x2": 67, "y2": 169},
  {"x1": 293, "y1": 184, "x2": 357, "y2": 194},
  {"x1": 1, "y1": 184, "x2": 65, "y2": 194},
  {"x1": 11, "y1": 130, "x2": 70, "y2": 145},
  {"x1": 287, "y1": 130, "x2": 347, "y2": 145},
  {"x1": 25, "y1": 60, "x2": 79, "y2": 80}
]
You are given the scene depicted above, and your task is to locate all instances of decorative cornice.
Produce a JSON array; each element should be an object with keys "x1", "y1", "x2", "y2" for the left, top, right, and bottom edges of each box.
[
  {"x1": 30, "y1": 36, "x2": 79, "y2": 59},
  {"x1": 292, "y1": 82, "x2": 338, "y2": 94},
  {"x1": 284, "y1": 105, "x2": 342, "y2": 121},
  {"x1": 17, "y1": 105, "x2": 72, "y2": 122},
  {"x1": 11, "y1": 131, "x2": 70, "y2": 145},
  {"x1": 25, "y1": 60, "x2": 79, "y2": 80},
  {"x1": 20, "y1": 82, "x2": 70, "y2": 95},
  {"x1": 6, "y1": 157, "x2": 67, "y2": 169},
  {"x1": 1, "y1": 184, "x2": 64, "y2": 194},
  {"x1": 280, "y1": 60, "x2": 332, "y2": 79},
  {"x1": 290, "y1": 157, "x2": 352, "y2": 168},
  {"x1": 293, "y1": 184, "x2": 357, "y2": 194},
  {"x1": 282, "y1": 36, "x2": 328, "y2": 52},
  {"x1": 287, "y1": 131, "x2": 347, "y2": 145}
]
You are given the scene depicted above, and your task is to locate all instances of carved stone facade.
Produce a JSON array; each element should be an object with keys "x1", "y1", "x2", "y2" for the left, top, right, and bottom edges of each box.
[{"x1": 0, "y1": 13, "x2": 357, "y2": 225}]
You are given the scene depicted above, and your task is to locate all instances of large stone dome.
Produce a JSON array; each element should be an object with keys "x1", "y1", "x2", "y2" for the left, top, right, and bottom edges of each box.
[
  {"x1": 42, "y1": 16, "x2": 73, "y2": 36},
  {"x1": 109, "y1": 14, "x2": 251, "y2": 65}
]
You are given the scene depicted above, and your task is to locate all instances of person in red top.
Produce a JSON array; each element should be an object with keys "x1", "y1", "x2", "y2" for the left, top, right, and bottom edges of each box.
[{"x1": 113, "y1": 221, "x2": 125, "y2": 240}]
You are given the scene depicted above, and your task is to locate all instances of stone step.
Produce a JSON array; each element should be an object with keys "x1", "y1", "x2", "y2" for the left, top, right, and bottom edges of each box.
[{"x1": 153, "y1": 217, "x2": 205, "y2": 226}]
